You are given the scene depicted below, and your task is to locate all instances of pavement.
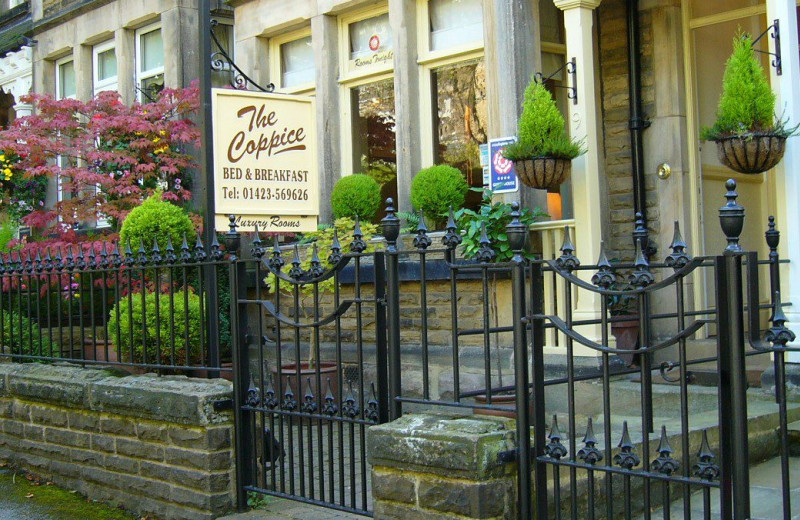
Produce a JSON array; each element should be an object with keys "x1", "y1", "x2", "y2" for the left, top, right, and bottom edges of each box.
[{"x1": 219, "y1": 498, "x2": 364, "y2": 520}]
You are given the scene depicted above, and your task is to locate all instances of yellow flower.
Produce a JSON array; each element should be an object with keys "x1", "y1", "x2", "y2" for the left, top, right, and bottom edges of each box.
[
  {"x1": 152, "y1": 136, "x2": 161, "y2": 144},
  {"x1": 3, "y1": 168, "x2": 11, "y2": 176},
  {"x1": 0, "y1": 154, "x2": 5, "y2": 161},
  {"x1": 159, "y1": 130, "x2": 166, "y2": 136}
]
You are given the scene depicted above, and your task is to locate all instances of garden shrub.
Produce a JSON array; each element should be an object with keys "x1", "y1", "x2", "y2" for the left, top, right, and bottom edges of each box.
[
  {"x1": 107, "y1": 289, "x2": 203, "y2": 365},
  {"x1": 410, "y1": 165, "x2": 469, "y2": 228},
  {"x1": 701, "y1": 34, "x2": 792, "y2": 140},
  {"x1": 502, "y1": 80, "x2": 583, "y2": 161},
  {"x1": 1, "y1": 310, "x2": 54, "y2": 357},
  {"x1": 330, "y1": 174, "x2": 382, "y2": 221},
  {"x1": 119, "y1": 193, "x2": 196, "y2": 251}
]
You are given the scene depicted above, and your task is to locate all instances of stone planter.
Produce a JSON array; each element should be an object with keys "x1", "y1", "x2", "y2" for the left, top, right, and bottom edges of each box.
[
  {"x1": 715, "y1": 133, "x2": 786, "y2": 174},
  {"x1": 514, "y1": 157, "x2": 571, "y2": 190}
]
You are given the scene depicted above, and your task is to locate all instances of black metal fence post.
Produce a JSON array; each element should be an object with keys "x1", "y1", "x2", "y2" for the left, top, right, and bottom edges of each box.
[
  {"x1": 530, "y1": 261, "x2": 548, "y2": 520},
  {"x1": 381, "y1": 199, "x2": 402, "y2": 421},
  {"x1": 226, "y1": 218, "x2": 252, "y2": 510},
  {"x1": 507, "y1": 204, "x2": 532, "y2": 519},
  {"x1": 374, "y1": 251, "x2": 390, "y2": 424},
  {"x1": 715, "y1": 180, "x2": 751, "y2": 520}
]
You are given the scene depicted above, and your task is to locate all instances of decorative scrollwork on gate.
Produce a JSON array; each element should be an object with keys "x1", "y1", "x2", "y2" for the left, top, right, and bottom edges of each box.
[{"x1": 210, "y1": 20, "x2": 274, "y2": 92}]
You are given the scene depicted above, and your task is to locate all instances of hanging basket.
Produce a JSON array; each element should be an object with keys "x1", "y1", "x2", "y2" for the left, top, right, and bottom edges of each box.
[
  {"x1": 714, "y1": 133, "x2": 786, "y2": 174},
  {"x1": 514, "y1": 157, "x2": 572, "y2": 190}
]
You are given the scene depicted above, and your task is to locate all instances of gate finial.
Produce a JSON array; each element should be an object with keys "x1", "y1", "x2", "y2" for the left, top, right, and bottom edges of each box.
[
  {"x1": 665, "y1": 221, "x2": 690, "y2": 270},
  {"x1": 381, "y1": 198, "x2": 400, "y2": 252},
  {"x1": 719, "y1": 179, "x2": 745, "y2": 253},
  {"x1": 506, "y1": 202, "x2": 528, "y2": 261},
  {"x1": 443, "y1": 206, "x2": 462, "y2": 250}
]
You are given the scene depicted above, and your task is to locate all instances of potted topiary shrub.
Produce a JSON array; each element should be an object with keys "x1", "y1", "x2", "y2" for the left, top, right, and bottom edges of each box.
[
  {"x1": 330, "y1": 173, "x2": 382, "y2": 222},
  {"x1": 502, "y1": 79, "x2": 584, "y2": 190},
  {"x1": 410, "y1": 164, "x2": 469, "y2": 228},
  {"x1": 700, "y1": 33, "x2": 797, "y2": 174}
]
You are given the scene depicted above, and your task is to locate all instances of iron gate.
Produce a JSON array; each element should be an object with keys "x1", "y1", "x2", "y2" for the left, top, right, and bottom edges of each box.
[
  {"x1": 225, "y1": 179, "x2": 797, "y2": 519},
  {"x1": 227, "y1": 219, "x2": 388, "y2": 516}
]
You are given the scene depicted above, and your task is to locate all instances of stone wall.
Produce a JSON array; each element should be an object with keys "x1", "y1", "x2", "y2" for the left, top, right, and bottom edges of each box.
[
  {"x1": 368, "y1": 413, "x2": 517, "y2": 519},
  {"x1": 0, "y1": 363, "x2": 235, "y2": 520},
  {"x1": 598, "y1": 0, "x2": 657, "y2": 261}
]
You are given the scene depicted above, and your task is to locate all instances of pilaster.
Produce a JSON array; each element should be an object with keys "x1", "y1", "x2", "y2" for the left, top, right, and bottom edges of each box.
[
  {"x1": 555, "y1": 0, "x2": 605, "y2": 351},
  {"x1": 311, "y1": 13, "x2": 340, "y2": 225},
  {"x1": 766, "y1": 0, "x2": 800, "y2": 363}
]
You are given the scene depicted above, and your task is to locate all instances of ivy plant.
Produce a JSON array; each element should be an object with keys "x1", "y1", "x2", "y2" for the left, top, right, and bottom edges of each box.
[{"x1": 454, "y1": 188, "x2": 547, "y2": 262}]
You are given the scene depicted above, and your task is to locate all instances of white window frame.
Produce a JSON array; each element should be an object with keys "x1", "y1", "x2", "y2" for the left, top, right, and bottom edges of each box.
[
  {"x1": 92, "y1": 40, "x2": 118, "y2": 95},
  {"x1": 270, "y1": 27, "x2": 315, "y2": 94},
  {"x1": 338, "y1": 5, "x2": 395, "y2": 176},
  {"x1": 135, "y1": 22, "x2": 164, "y2": 102},
  {"x1": 416, "y1": 0, "x2": 485, "y2": 168}
]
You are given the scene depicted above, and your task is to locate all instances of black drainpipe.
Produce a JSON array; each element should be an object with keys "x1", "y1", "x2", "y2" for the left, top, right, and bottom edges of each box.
[{"x1": 627, "y1": 0, "x2": 650, "y2": 230}]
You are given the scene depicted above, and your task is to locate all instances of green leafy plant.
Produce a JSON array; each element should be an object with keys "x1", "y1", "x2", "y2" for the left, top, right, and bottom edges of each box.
[
  {"x1": 502, "y1": 80, "x2": 584, "y2": 161},
  {"x1": 397, "y1": 211, "x2": 420, "y2": 234},
  {"x1": 330, "y1": 174, "x2": 382, "y2": 221},
  {"x1": 1, "y1": 310, "x2": 55, "y2": 358},
  {"x1": 455, "y1": 188, "x2": 546, "y2": 262},
  {"x1": 410, "y1": 165, "x2": 469, "y2": 229},
  {"x1": 107, "y1": 289, "x2": 203, "y2": 366},
  {"x1": 0, "y1": 216, "x2": 17, "y2": 253},
  {"x1": 701, "y1": 33, "x2": 797, "y2": 140},
  {"x1": 119, "y1": 193, "x2": 196, "y2": 250}
]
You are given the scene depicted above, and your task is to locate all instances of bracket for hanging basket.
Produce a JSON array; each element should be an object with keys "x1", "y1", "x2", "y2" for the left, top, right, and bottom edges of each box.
[
  {"x1": 714, "y1": 133, "x2": 786, "y2": 174},
  {"x1": 514, "y1": 157, "x2": 572, "y2": 190}
]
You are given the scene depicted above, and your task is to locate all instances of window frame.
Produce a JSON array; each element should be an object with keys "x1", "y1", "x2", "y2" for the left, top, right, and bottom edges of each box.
[
  {"x1": 92, "y1": 39, "x2": 118, "y2": 95},
  {"x1": 270, "y1": 27, "x2": 314, "y2": 94},
  {"x1": 416, "y1": 0, "x2": 485, "y2": 168},
  {"x1": 338, "y1": 4, "x2": 396, "y2": 177},
  {"x1": 134, "y1": 22, "x2": 164, "y2": 102}
]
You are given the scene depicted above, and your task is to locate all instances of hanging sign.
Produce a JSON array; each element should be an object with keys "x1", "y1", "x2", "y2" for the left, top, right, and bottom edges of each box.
[
  {"x1": 212, "y1": 89, "x2": 318, "y2": 232},
  {"x1": 488, "y1": 137, "x2": 519, "y2": 194}
]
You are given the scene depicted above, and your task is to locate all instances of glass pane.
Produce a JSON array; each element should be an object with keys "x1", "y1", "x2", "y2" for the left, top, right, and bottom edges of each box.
[
  {"x1": 97, "y1": 48, "x2": 117, "y2": 81},
  {"x1": 349, "y1": 14, "x2": 393, "y2": 61},
  {"x1": 212, "y1": 23, "x2": 234, "y2": 88},
  {"x1": 281, "y1": 36, "x2": 314, "y2": 88},
  {"x1": 58, "y1": 61, "x2": 76, "y2": 99},
  {"x1": 691, "y1": 0, "x2": 763, "y2": 20},
  {"x1": 140, "y1": 29, "x2": 164, "y2": 71},
  {"x1": 351, "y1": 79, "x2": 397, "y2": 219},
  {"x1": 429, "y1": 0, "x2": 483, "y2": 51},
  {"x1": 140, "y1": 74, "x2": 164, "y2": 101},
  {"x1": 539, "y1": 0, "x2": 564, "y2": 44},
  {"x1": 432, "y1": 59, "x2": 487, "y2": 207}
]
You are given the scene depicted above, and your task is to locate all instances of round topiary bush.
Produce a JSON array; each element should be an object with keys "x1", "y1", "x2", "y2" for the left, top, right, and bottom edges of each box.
[
  {"x1": 107, "y1": 290, "x2": 203, "y2": 365},
  {"x1": 119, "y1": 194, "x2": 196, "y2": 250},
  {"x1": 410, "y1": 165, "x2": 469, "y2": 228},
  {"x1": 330, "y1": 174, "x2": 382, "y2": 221}
]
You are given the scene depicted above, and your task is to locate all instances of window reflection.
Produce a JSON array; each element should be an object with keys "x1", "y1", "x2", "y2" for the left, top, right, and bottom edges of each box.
[{"x1": 351, "y1": 79, "x2": 397, "y2": 219}]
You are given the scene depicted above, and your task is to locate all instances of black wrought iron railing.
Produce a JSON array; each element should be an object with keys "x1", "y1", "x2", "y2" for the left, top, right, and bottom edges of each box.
[{"x1": 0, "y1": 236, "x2": 231, "y2": 376}]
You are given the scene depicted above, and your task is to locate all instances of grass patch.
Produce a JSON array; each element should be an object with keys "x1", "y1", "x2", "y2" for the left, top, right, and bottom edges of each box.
[{"x1": 0, "y1": 466, "x2": 138, "y2": 520}]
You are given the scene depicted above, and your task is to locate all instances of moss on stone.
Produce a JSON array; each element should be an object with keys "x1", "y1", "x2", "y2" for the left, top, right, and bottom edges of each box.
[{"x1": 0, "y1": 468, "x2": 137, "y2": 519}]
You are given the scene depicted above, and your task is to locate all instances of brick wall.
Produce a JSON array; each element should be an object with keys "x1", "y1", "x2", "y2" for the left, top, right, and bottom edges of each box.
[
  {"x1": 0, "y1": 363, "x2": 235, "y2": 520},
  {"x1": 598, "y1": 0, "x2": 657, "y2": 261}
]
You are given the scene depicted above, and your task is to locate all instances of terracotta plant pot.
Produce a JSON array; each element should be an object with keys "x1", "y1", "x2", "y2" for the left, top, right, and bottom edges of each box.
[
  {"x1": 271, "y1": 362, "x2": 339, "y2": 405},
  {"x1": 611, "y1": 314, "x2": 640, "y2": 367},
  {"x1": 515, "y1": 157, "x2": 572, "y2": 190},
  {"x1": 473, "y1": 394, "x2": 517, "y2": 419},
  {"x1": 715, "y1": 133, "x2": 786, "y2": 174}
]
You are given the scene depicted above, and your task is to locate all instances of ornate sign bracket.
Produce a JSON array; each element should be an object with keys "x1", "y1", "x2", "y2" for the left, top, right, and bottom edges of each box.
[
  {"x1": 752, "y1": 19, "x2": 782, "y2": 76},
  {"x1": 534, "y1": 57, "x2": 578, "y2": 105},
  {"x1": 210, "y1": 20, "x2": 275, "y2": 92}
]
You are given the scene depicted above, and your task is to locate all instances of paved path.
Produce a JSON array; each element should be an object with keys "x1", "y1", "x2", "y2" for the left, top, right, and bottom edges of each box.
[{"x1": 219, "y1": 498, "x2": 364, "y2": 520}]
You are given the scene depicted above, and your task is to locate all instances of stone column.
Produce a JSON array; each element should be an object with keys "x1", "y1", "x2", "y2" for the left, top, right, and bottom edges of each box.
[
  {"x1": 389, "y1": 0, "x2": 422, "y2": 213},
  {"x1": 162, "y1": 7, "x2": 199, "y2": 89},
  {"x1": 367, "y1": 413, "x2": 517, "y2": 519},
  {"x1": 484, "y1": 0, "x2": 547, "y2": 212},
  {"x1": 74, "y1": 43, "x2": 92, "y2": 102},
  {"x1": 554, "y1": 0, "x2": 605, "y2": 352},
  {"x1": 115, "y1": 27, "x2": 135, "y2": 106},
  {"x1": 311, "y1": 13, "x2": 340, "y2": 225},
  {"x1": 766, "y1": 0, "x2": 800, "y2": 365}
]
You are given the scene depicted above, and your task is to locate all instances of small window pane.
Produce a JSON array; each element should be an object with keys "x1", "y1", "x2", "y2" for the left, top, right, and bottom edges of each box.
[
  {"x1": 141, "y1": 29, "x2": 164, "y2": 71},
  {"x1": 59, "y1": 61, "x2": 76, "y2": 99},
  {"x1": 429, "y1": 0, "x2": 483, "y2": 51},
  {"x1": 539, "y1": 0, "x2": 564, "y2": 44},
  {"x1": 281, "y1": 36, "x2": 314, "y2": 88},
  {"x1": 97, "y1": 48, "x2": 117, "y2": 81},
  {"x1": 141, "y1": 74, "x2": 164, "y2": 100},
  {"x1": 432, "y1": 59, "x2": 487, "y2": 207},
  {"x1": 349, "y1": 14, "x2": 393, "y2": 60}
]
